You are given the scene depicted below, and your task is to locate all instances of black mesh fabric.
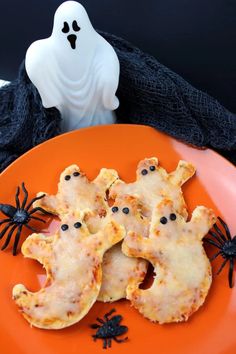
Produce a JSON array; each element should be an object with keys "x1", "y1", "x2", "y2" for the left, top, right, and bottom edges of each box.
[
  {"x1": 100, "y1": 31, "x2": 236, "y2": 163},
  {"x1": 0, "y1": 62, "x2": 61, "y2": 171},
  {"x1": 0, "y1": 31, "x2": 236, "y2": 172}
]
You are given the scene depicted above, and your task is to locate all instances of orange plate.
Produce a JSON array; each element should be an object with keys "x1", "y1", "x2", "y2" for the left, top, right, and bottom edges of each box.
[{"x1": 0, "y1": 124, "x2": 236, "y2": 354}]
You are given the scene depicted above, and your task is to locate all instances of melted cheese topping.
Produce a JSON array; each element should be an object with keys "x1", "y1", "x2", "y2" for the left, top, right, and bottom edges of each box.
[
  {"x1": 98, "y1": 195, "x2": 150, "y2": 302},
  {"x1": 98, "y1": 243, "x2": 147, "y2": 302},
  {"x1": 34, "y1": 165, "x2": 118, "y2": 217},
  {"x1": 110, "y1": 158, "x2": 195, "y2": 219}
]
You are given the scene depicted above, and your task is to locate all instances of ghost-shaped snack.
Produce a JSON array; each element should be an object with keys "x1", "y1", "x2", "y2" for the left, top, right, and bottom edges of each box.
[
  {"x1": 110, "y1": 157, "x2": 196, "y2": 219},
  {"x1": 97, "y1": 195, "x2": 150, "y2": 302},
  {"x1": 122, "y1": 199, "x2": 216, "y2": 324},
  {"x1": 12, "y1": 211, "x2": 125, "y2": 329},
  {"x1": 25, "y1": 1, "x2": 120, "y2": 131}
]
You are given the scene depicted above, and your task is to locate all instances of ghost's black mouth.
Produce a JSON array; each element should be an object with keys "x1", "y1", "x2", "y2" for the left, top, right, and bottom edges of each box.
[{"x1": 67, "y1": 34, "x2": 77, "y2": 50}]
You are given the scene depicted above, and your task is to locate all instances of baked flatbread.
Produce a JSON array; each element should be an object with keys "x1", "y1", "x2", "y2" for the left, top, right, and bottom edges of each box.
[
  {"x1": 13, "y1": 212, "x2": 125, "y2": 329},
  {"x1": 122, "y1": 199, "x2": 216, "y2": 323}
]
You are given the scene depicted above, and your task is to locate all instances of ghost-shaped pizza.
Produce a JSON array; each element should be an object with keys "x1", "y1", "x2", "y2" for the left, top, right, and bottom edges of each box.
[
  {"x1": 122, "y1": 199, "x2": 216, "y2": 323},
  {"x1": 34, "y1": 164, "x2": 118, "y2": 218},
  {"x1": 110, "y1": 157, "x2": 195, "y2": 219},
  {"x1": 13, "y1": 211, "x2": 125, "y2": 329},
  {"x1": 97, "y1": 195, "x2": 149, "y2": 302}
]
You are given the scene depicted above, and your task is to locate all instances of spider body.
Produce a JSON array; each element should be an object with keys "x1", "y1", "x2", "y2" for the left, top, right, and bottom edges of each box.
[
  {"x1": 94, "y1": 315, "x2": 125, "y2": 338},
  {"x1": 91, "y1": 309, "x2": 128, "y2": 349},
  {"x1": 204, "y1": 217, "x2": 236, "y2": 288},
  {"x1": 0, "y1": 183, "x2": 52, "y2": 255},
  {"x1": 0, "y1": 205, "x2": 30, "y2": 224},
  {"x1": 221, "y1": 237, "x2": 236, "y2": 258}
]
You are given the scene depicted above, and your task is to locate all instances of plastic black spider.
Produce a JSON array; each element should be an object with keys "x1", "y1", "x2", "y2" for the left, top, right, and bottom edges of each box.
[
  {"x1": 204, "y1": 217, "x2": 236, "y2": 288},
  {"x1": 91, "y1": 309, "x2": 128, "y2": 349},
  {"x1": 0, "y1": 183, "x2": 52, "y2": 255}
]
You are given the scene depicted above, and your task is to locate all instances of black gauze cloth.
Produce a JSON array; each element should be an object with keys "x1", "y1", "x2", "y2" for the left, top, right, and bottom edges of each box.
[
  {"x1": 1, "y1": 31, "x2": 236, "y2": 172},
  {"x1": 0, "y1": 62, "x2": 61, "y2": 171}
]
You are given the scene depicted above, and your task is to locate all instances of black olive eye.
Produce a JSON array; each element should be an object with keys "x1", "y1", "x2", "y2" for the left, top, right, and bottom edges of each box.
[
  {"x1": 73, "y1": 172, "x2": 80, "y2": 177},
  {"x1": 149, "y1": 166, "x2": 156, "y2": 171},
  {"x1": 65, "y1": 175, "x2": 71, "y2": 181},
  {"x1": 141, "y1": 169, "x2": 148, "y2": 176},
  {"x1": 112, "y1": 206, "x2": 119, "y2": 213},
  {"x1": 122, "y1": 207, "x2": 130, "y2": 214},
  {"x1": 62, "y1": 22, "x2": 70, "y2": 33},
  {"x1": 61, "y1": 224, "x2": 69, "y2": 231},
  {"x1": 74, "y1": 222, "x2": 82, "y2": 229},
  {"x1": 160, "y1": 217, "x2": 168, "y2": 225},
  {"x1": 72, "y1": 20, "x2": 80, "y2": 32},
  {"x1": 170, "y1": 213, "x2": 177, "y2": 221}
]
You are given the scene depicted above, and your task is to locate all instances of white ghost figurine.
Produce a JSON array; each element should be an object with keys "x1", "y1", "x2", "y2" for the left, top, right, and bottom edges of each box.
[{"x1": 25, "y1": 1, "x2": 120, "y2": 132}]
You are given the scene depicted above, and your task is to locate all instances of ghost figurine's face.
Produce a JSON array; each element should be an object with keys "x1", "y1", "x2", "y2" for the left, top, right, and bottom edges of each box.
[
  {"x1": 52, "y1": 1, "x2": 94, "y2": 51},
  {"x1": 61, "y1": 19, "x2": 80, "y2": 49}
]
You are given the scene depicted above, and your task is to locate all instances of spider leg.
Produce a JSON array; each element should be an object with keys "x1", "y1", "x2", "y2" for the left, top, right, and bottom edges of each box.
[
  {"x1": 204, "y1": 237, "x2": 222, "y2": 249},
  {"x1": 29, "y1": 216, "x2": 46, "y2": 223},
  {"x1": 90, "y1": 324, "x2": 100, "y2": 329},
  {"x1": 213, "y1": 223, "x2": 227, "y2": 242},
  {"x1": 0, "y1": 218, "x2": 11, "y2": 226},
  {"x1": 218, "y1": 217, "x2": 232, "y2": 240},
  {"x1": 24, "y1": 224, "x2": 40, "y2": 233},
  {"x1": 15, "y1": 186, "x2": 20, "y2": 209},
  {"x1": 0, "y1": 222, "x2": 14, "y2": 239},
  {"x1": 228, "y1": 258, "x2": 234, "y2": 288},
  {"x1": 103, "y1": 338, "x2": 107, "y2": 349},
  {"x1": 25, "y1": 194, "x2": 46, "y2": 211},
  {"x1": 209, "y1": 230, "x2": 224, "y2": 245},
  {"x1": 21, "y1": 183, "x2": 28, "y2": 209},
  {"x1": 104, "y1": 308, "x2": 116, "y2": 321},
  {"x1": 1, "y1": 224, "x2": 17, "y2": 250},
  {"x1": 92, "y1": 335, "x2": 97, "y2": 341},
  {"x1": 13, "y1": 225, "x2": 23, "y2": 256},
  {"x1": 210, "y1": 250, "x2": 222, "y2": 261},
  {"x1": 29, "y1": 207, "x2": 53, "y2": 216},
  {"x1": 108, "y1": 338, "x2": 112, "y2": 347},
  {"x1": 96, "y1": 317, "x2": 105, "y2": 324},
  {"x1": 113, "y1": 336, "x2": 128, "y2": 343},
  {"x1": 216, "y1": 258, "x2": 228, "y2": 275}
]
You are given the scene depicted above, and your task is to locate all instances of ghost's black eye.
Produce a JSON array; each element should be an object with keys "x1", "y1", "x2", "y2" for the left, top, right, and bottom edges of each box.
[
  {"x1": 149, "y1": 166, "x2": 156, "y2": 171},
  {"x1": 61, "y1": 224, "x2": 69, "y2": 231},
  {"x1": 160, "y1": 217, "x2": 168, "y2": 225},
  {"x1": 73, "y1": 172, "x2": 80, "y2": 177},
  {"x1": 112, "y1": 206, "x2": 119, "y2": 213},
  {"x1": 64, "y1": 175, "x2": 71, "y2": 181},
  {"x1": 62, "y1": 22, "x2": 70, "y2": 33},
  {"x1": 170, "y1": 213, "x2": 176, "y2": 221},
  {"x1": 72, "y1": 20, "x2": 80, "y2": 32},
  {"x1": 122, "y1": 207, "x2": 130, "y2": 215},
  {"x1": 74, "y1": 222, "x2": 82, "y2": 229},
  {"x1": 141, "y1": 169, "x2": 148, "y2": 176}
]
